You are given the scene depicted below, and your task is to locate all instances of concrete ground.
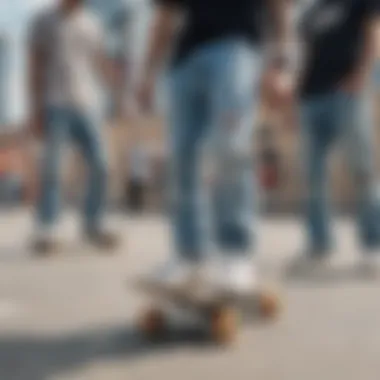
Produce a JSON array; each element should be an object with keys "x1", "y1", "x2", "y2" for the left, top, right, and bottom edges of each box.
[{"x1": 0, "y1": 209, "x2": 379, "y2": 380}]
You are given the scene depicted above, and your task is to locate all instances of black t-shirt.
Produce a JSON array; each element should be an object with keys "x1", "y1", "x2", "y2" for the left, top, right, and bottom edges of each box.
[
  {"x1": 300, "y1": 0, "x2": 380, "y2": 97},
  {"x1": 155, "y1": 0, "x2": 265, "y2": 65}
]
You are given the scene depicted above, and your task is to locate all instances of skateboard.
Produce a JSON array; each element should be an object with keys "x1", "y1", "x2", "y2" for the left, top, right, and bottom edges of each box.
[{"x1": 134, "y1": 278, "x2": 282, "y2": 345}]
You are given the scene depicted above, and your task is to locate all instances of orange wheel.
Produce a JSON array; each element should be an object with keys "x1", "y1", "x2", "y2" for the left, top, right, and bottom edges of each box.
[
  {"x1": 209, "y1": 306, "x2": 238, "y2": 345},
  {"x1": 138, "y1": 308, "x2": 166, "y2": 339},
  {"x1": 258, "y1": 291, "x2": 281, "y2": 319}
]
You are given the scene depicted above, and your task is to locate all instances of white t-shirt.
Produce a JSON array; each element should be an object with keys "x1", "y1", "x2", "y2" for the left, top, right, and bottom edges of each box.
[{"x1": 30, "y1": 6, "x2": 105, "y2": 112}]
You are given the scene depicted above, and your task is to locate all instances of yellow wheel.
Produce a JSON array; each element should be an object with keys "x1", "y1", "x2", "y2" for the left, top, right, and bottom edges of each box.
[
  {"x1": 138, "y1": 308, "x2": 166, "y2": 339},
  {"x1": 209, "y1": 306, "x2": 238, "y2": 345},
  {"x1": 258, "y1": 290, "x2": 281, "y2": 319}
]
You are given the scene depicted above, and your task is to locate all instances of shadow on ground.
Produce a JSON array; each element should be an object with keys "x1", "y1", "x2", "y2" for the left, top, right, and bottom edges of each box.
[
  {"x1": 0, "y1": 325, "x2": 218, "y2": 380},
  {"x1": 282, "y1": 264, "x2": 379, "y2": 286}
]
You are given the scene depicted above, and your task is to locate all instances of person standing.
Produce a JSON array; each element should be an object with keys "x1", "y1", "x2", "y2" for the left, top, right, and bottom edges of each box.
[
  {"x1": 136, "y1": 0, "x2": 294, "y2": 291},
  {"x1": 29, "y1": 0, "x2": 119, "y2": 254},
  {"x1": 292, "y1": 0, "x2": 380, "y2": 271}
]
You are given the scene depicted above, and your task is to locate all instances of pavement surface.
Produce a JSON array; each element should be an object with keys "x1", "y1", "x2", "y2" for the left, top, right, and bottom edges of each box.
[{"x1": 0, "y1": 209, "x2": 379, "y2": 380}]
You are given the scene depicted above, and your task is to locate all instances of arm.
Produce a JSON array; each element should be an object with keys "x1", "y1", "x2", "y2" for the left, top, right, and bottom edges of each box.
[
  {"x1": 266, "y1": 0, "x2": 295, "y2": 69},
  {"x1": 262, "y1": 0, "x2": 296, "y2": 115},
  {"x1": 137, "y1": 2, "x2": 182, "y2": 111},
  {"x1": 341, "y1": 16, "x2": 380, "y2": 92},
  {"x1": 142, "y1": 3, "x2": 182, "y2": 81}
]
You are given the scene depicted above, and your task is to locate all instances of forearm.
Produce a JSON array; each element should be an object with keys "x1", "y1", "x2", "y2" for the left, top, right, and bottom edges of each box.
[
  {"x1": 99, "y1": 54, "x2": 115, "y2": 89},
  {"x1": 356, "y1": 18, "x2": 380, "y2": 81},
  {"x1": 142, "y1": 6, "x2": 179, "y2": 79},
  {"x1": 266, "y1": 0, "x2": 294, "y2": 66}
]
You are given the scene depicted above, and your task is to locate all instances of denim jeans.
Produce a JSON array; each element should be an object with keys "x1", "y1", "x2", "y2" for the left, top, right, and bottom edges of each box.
[
  {"x1": 301, "y1": 91, "x2": 380, "y2": 253},
  {"x1": 0, "y1": 174, "x2": 21, "y2": 206},
  {"x1": 37, "y1": 106, "x2": 108, "y2": 233},
  {"x1": 167, "y1": 39, "x2": 262, "y2": 261}
]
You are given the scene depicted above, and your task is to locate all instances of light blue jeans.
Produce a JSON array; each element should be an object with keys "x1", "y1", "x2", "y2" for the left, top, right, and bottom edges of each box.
[
  {"x1": 37, "y1": 106, "x2": 108, "y2": 233},
  {"x1": 301, "y1": 91, "x2": 380, "y2": 253},
  {"x1": 0, "y1": 174, "x2": 21, "y2": 206},
  {"x1": 168, "y1": 39, "x2": 262, "y2": 262}
]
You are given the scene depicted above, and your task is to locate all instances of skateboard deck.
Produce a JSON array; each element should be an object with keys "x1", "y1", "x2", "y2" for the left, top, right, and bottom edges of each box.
[{"x1": 133, "y1": 277, "x2": 282, "y2": 344}]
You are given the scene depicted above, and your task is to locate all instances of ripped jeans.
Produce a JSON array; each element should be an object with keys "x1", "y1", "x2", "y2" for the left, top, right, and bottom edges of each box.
[
  {"x1": 168, "y1": 39, "x2": 262, "y2": 261},
  {"x1": 301, "y1": 92, "x2": 380, "y2": 253}
]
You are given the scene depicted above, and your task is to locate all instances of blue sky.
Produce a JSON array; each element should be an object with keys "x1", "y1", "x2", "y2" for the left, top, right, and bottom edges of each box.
[{"x1": 0, "y1": 0, "x2": 151, "y2": 124}]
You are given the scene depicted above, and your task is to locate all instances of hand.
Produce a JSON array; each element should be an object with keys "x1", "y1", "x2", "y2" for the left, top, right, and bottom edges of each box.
[
  {"x1": 262, "y1": 68, "x2": 294, "y2": 111},
  {"x1": 136, "y1": 74, "x2": 156, "y2": 115},
  {"x1": 339, "y1": 71, "x2": 366, "y2": 94}
]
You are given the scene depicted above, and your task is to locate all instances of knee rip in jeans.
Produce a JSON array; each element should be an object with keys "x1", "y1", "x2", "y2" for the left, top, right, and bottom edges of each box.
[
  {"x1": 200, "y1": 156, "x2": 232, "y2": 188},
  {"x1": 223, "y1": 110, "x2": 250, "y2": 142},
  {"x1": 202, "y1": 154, "x2": 248, "y2": 190},
  {"x1": 224, "y1": 111, "x2": 240, "y2": 131}
]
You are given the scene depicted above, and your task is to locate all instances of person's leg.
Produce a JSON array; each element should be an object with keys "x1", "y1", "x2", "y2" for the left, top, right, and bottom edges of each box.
[
  {"x1": 168, "y1": 60, "x2": 209, "y2": 264},
  {"x1": 287, "y1": 95, "x2": 339, "y2": 273},
  {"x1": 147, "y1": 56, "x2": 210, "y2": 286},
  {"x1": 34, "y1": 107, "x2": 69, "y2": 251},
  {"x1": 301, "y1": 97, "x2": 338, "y2": 255},
  {"x1": 196, "y1": 40, "x2": 262, "y2": 291},
  {"x1": 338, "y1": 92, "x2": 380, "y2": 252},
  {"x1": 69, "y1": 110, "x2": 117, "y2": 248},
  {"x1": 207, "y1": 41, "x2": 261, "y2": 258}
]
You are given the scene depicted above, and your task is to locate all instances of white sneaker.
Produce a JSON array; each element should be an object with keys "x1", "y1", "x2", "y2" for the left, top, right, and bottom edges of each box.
[
  {"x1": 149, "y1": 258, "x2": 204, "y2": 289},
  {"x1": 217, "y1": 256, "x2": 257, "y2": 294}
]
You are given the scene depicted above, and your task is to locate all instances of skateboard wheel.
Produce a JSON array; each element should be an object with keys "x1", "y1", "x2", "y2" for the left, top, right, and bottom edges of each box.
[
  {"x1": 138, "y1": 308, "x2": 166, "y2": 339},
  {"x1": 209, "y1": 306, "x2": 238, "y2": 345},
  {"x1": 258, "y1": 291, "x2": 280, "y2": 319}
]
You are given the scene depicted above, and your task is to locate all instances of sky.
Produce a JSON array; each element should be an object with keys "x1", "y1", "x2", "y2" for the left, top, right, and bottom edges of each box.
[{"x1": 0, "y1": 0, "x2": 151, "y2": 124}]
